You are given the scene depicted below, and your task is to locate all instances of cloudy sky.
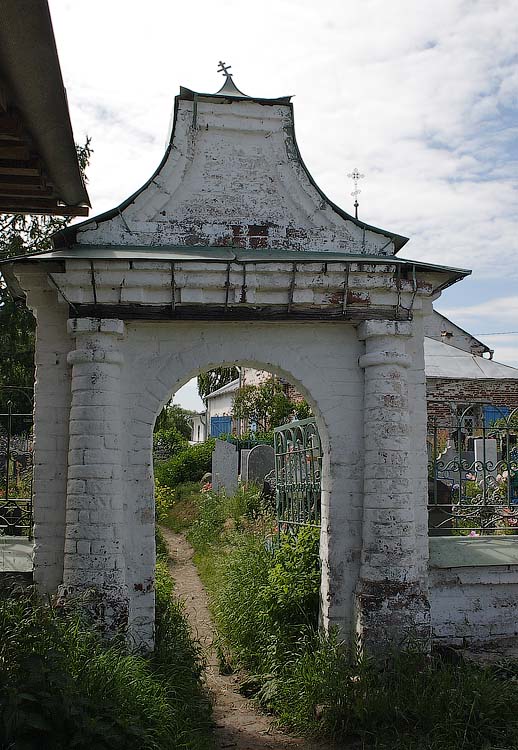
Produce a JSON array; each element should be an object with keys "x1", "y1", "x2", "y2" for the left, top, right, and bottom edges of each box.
[{"x1": 48, "y1": 0, "x2": 518, "y2": 411}]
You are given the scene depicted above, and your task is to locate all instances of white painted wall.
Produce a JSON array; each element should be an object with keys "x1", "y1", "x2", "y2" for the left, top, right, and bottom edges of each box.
[
  {"x1": 431, "y1": 565, "x2": 518, "y2": 644},
  {"x1": 190, "y1": 413, "x2": 207, "y2": 443}
]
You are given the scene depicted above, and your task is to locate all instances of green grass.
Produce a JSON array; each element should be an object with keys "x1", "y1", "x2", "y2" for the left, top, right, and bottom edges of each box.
[
  {"x1": 0, "y1": 535, "x2": 213, "y2": 750},
  {"x1": 161, "y1": 481, "x2": 203, "y2": 533},
  {"x1": 176, "y1": 483, "x2": 518, "y2": 750}
]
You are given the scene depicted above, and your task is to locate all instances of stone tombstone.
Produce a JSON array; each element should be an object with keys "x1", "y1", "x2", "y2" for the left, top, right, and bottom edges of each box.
[
  {"x1": 212, "y1": 439, "x2": 238, "y2": 495},
  {"x1": 245, "y1": 444, "x2": 275, "y2": 485},
  {"x1": 474, "y1": 438, "x2": 498, "y2": 479}
]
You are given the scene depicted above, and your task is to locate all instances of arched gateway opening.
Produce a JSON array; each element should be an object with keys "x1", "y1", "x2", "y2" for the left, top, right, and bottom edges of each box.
[
  {"x1": 121, "y1": 322, "x2": 357, "y2": 648},
  {"x1": 1, "y1": 72, "x2": 467, "y2": 652}
]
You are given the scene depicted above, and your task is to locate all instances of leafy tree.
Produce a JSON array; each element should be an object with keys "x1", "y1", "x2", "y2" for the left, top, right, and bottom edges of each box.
[
  {"x1": 197, "y1": 367, "x2": 239, "y2": 400},
  {"x1": 294, "y1": 399, "x2": 312, "y2": 420},
  {"x1": 232, "y1": 377, "x2": 297, "y2": 432},
  {"x1": 154, "y1": 402, "x2": 195, "y2": 437},
  {"x1": 0, "y1": 139, "x2": 92, "y2": 420}
]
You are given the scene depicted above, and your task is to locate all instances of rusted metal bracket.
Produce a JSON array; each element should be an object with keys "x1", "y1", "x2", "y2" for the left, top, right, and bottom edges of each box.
[
  {"x1": 117, "y1": 208, "x2": 134, "y2": 236},
  {"x1": 287, "y1": 262, "x2": 297, "y2": 313},
  {"x1": 89, "y1": 260, "x2": 98, "y2": 304},
  {"x1": 47, "y1": 273, "x2": 78, "y2": 314},
  {"x1": 224, "y1": 262, "x2": 231, "y2": 310},
  {"x1": 170, "y1": 261, "x2": 176, "y2": 311},
  {"x1": 239, "y1": 262, "x2": 247, "y2": 303},
  {"x1": 395, "y1": 263, "x2": 402, "y2": 319},
  {"x1": 342, "y1": 262, "x2": 350, "y2": 316}
]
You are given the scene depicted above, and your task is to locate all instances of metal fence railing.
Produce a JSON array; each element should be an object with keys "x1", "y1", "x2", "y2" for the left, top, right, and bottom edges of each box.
[
  {"x1": 0, "y1": 387, "x2": 33, "y2": 538},
  {"x1": 273, "y1": 418, "x2": 322, "y2": 537},
  {"x1": 428, "y1": 403, "x2": 518, "y2": 535}
]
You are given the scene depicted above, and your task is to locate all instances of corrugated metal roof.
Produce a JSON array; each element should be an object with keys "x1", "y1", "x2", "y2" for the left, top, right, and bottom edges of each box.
[
  {"x1": 424, "y1": 337, "x2": 518, "y2": 380},
  {"x1": 205, "y1": 379, "x2": 240, "y2": 399}
]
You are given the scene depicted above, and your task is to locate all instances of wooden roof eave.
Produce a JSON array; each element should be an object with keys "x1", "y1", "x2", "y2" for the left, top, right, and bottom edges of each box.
[{"x1": 0, "y1": 0, "x2": 90, "y2": 217}]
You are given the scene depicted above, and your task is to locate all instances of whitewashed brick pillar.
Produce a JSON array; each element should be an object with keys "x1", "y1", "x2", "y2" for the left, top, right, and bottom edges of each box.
[
  {"x1": 57, "y1": 318, "x2": 128, "y2": 633},
  {"x1": 356, "y1": 320, "x2": 430, "y2": 651}
]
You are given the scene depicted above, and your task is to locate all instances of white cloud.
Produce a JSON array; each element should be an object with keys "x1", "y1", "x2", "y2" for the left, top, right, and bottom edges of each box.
[
  {"x1": 441, "y1": 297, "x2": 518, "y2": 323},
  {"x1": 173, "y1": 379, "x2": 205, "y2": 413}
]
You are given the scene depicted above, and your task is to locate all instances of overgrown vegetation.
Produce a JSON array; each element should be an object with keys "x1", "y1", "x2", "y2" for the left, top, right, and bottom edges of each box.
[
  {"x1": 0, "y1": 536, "x2": 212, "y2": 749},
  {"x1": 155, "y1": 439, "x2": 215, "y2": 489},
  {"x1": 153, "y1": 403, "x2": 199, "y2": 462},
  {"x1": 166, "y1": 481, "x2": 518, "y2": 750}
]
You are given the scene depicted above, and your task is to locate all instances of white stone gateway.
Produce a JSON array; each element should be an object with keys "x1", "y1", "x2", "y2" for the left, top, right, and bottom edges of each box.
[{"x1": 1, "y1": 70, "x2": 470, "y2": 651}]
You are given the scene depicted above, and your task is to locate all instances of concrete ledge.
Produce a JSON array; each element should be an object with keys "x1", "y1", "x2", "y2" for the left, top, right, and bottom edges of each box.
[
  {"x1": 0, "y1": 537, "x2": 34, "y2": 572},
  {"x1": 430, "y1": 536, "x2": 518, "y2": 568}
]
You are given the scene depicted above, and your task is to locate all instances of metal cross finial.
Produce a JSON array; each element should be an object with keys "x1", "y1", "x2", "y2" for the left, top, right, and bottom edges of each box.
[
  {"x1": 218, "y1": 61, "x2": 232, "y2": 78},
  {"x1": 347, "y1": 167, "x2": 365, "y2": 219}
]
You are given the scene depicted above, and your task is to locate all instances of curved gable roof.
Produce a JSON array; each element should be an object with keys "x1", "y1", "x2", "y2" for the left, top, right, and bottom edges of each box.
[{"x1": 53, "y1": 78, "x2": 407, "y2": 254}]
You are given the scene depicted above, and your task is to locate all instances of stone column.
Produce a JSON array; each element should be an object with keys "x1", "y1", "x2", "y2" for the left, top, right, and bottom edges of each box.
[
  {"x1": 58, "y1": 318, "x2": 128, "y2": 633},
  {"x1": 356, "y1": 320, "x2": 430, "y2": 651},
  {"x1": 15, "y1": 269, "x2": 72, "y2": 595}
]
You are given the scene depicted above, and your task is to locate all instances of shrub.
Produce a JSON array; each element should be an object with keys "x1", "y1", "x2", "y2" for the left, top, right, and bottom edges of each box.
[
  {"x1": 155, "y1": 439, "x2": 215, "y2": 488},
  {"x1": 153, "y1": 427, "x2": 189, "y2": 461}
]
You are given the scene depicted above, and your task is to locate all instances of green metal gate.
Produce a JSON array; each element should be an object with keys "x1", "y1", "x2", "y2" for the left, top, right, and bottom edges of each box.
[{"x1": 273, "y1": 418, "x2": 322, "y2": 535}]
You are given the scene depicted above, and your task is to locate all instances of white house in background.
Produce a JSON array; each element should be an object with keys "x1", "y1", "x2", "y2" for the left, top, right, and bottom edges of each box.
[
  {"x1": 191, "y1": 378, "x2": 240, "y2": 441},
  {"x1": 190, "y1": 367, "x2": 281, "y2": 441},
  {"x1": 189, "y1": 412, "x2": 207, "y2": 444}
]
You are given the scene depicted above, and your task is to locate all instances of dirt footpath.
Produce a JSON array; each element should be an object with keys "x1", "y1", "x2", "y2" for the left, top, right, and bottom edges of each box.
[{"x1": 161, "y1": 527, "x2": 333, "y2": 750}]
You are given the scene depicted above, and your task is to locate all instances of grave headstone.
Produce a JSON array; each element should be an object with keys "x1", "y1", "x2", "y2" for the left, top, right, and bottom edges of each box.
[
  {"x1": 212, "y1": 439, "x2": 238, "y2": 494},
  {"x1": 240, "y1": 449, "x2": 251, "y2": 482},
  {"x1": 246, "y1": 444, "x2": 275, "y2": 485}
]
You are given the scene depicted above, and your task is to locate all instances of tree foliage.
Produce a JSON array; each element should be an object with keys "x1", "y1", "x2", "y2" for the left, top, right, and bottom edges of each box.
[
  {"x1": 197, "y1": 367, "x2": 239, "y2": 400},
  {"x1": 154, "y1": 402, "x2": 195, "y2": 437},
  {"x1": 0, "y1": 139, "x2": 92, "y2": 418},
  {"x1": 232, "y1": 377, "x2": 310, "y2": 432}
]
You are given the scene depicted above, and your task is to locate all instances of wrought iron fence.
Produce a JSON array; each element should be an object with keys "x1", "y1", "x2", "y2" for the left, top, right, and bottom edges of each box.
[
  {"x1": 428, "y1": 402, "x2": 518, "y2": 535},
  {"x1": 0, "y1": 387, "x2": 33, "y2": 538},
  {"x1": 273, "y1": 418, "x2": 322, "y2": 537}
]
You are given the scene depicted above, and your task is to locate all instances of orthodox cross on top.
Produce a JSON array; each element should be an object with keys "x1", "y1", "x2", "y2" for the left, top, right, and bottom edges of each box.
[
  {"x1": 218, "y1": 61, "x2": 232, "y2": 79},
  {"x1": 347, "y1": 167, "x2": 365, "y2": 219}
]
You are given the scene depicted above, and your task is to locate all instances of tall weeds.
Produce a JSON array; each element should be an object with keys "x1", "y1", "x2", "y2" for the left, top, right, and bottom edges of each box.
[
  {"x1": 184, "y1": 483, "x2": 518, "y2": 750},
  {"x1": 0, "y1": 543, "x2": 212, "y2": 750}
]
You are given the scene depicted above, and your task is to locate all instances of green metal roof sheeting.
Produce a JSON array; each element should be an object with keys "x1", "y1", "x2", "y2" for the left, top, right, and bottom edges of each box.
[{"x1": 0, "y1": 243, "x2": 471, "y2": 276}]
